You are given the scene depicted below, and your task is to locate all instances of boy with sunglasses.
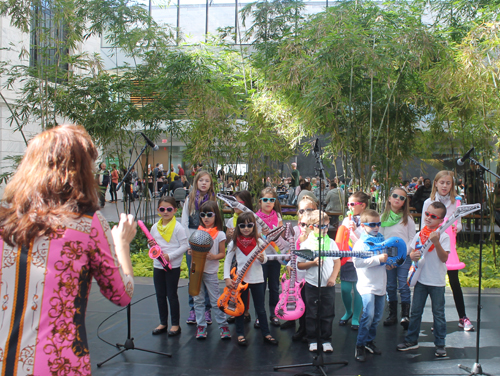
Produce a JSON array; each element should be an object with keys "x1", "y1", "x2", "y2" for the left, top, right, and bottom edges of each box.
[
  {"x1": 397, "y1": 201, "x2": 450, "y2": 357},
  {"x1": 297, "y1": 210, "x2": 341, "y2": 353},
  {"x1": 353, "y1": 209, "x2": 388, "y2": 362}
]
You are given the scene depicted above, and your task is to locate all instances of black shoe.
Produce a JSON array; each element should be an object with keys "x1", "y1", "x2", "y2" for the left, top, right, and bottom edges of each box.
[
  {"x1": 263, "y1": 335, "x2": 279, "y2": 345},
  {"x1": 244, "y1": 313, "x2": 251, "y2": 323},
  {"x1": 280, "y1": 320, "x2": 295, "y2": 330},
  {"x1": 270, "y1": 316, "x2": 281, "y2": 327},
  {"x1": 384, "y1": 301, "x2": 398, "y2": 326},
  {"x1": 292, "y1": 330, "x2": 306, "y2": 341},
  {"x1": 365, "y1": 341, "x2": 382, "y2": 355},
  {"x1": 227, "y1": 316, "x2": 235, "y2": 323},
  {"x1": 168, "y1": 327, "x2": 182, "y2": 336},
  {"x1": 254, "y1": 319, "x2": 260, "y2": 329},
  {"x1": 339, "y1": 313, "x2": 353, "y2": 326},
  {"x1": 355, "y1": 345, "x2": 366, "y2": 362},
  {"x1": 351, "y1": 324, "x2": 359, "y2": 331},
  {"x1": 400, "y1": 302, "x2": 410, "y2": 330},
  {"x1": 397, "y1": 341, "x2": 419, "y2": 351},
  {"x1": 152, "y1": 326, "x2": 168, "y2": 335}
]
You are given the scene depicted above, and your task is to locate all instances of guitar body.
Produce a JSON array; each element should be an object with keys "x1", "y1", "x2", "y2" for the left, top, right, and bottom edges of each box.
[
  {"x1": 407, "y1": 242, "x2": 424, "y2": 287},
  {"x1": 275, "y1": 273, "x2": 306, "y2": 320},
  {"x1": 376, "y1": 237, "x2": 407, "y2": 267},
  {"x1": 217, "y1": 267, "x2": 249, "y2": 317},
  {"x1": 335, "y1": 225, "x2": 351, "y2": 266}
]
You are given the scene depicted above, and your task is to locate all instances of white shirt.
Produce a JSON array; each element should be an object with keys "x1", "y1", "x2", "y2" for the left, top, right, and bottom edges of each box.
[
  {"x1": 409, "y1": 232, "x2": 450, "y2": 287},
  {"x1": 353, "y1": 238, "x2": 387, "y2": 296},
  {"x1": 224, "y1": 239, "x2": 268, "y2": 284},
  {"x1": 297, "y1": 232, "x2": 339, "y2": 287},
  {"x1": 203, "y1": 231, "x2": 226, "y2": 274},
  {"x1": 150, "y1": 221, "x2": 189, "y2": 269},
  {"x1": 379, "y1": 215, "x2": 416, "y2": 255},
  {"x1": 291, "y1": 225, "x2": 307, "y2": 281}
]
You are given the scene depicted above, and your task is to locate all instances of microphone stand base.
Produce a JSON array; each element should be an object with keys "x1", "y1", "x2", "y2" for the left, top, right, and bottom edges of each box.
[{"x1": 459, "y1": 363, "x2": 491, "y2": 376}]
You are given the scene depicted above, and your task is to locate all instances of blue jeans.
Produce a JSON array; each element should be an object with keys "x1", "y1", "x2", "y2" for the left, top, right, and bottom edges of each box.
[
  {"x1": 194, "y1": 273, "x2": 228, "y2": 328},
  {"x1": 186, "y1": 252, "x2": 211, "y2": 311},
  {"x1": 386, "y1": 256, "x2": 411, "y2": 303},
  {"x1": 356, "y1": 294, "x2": 385, "y2": 346},
  {"x1": 405, "y1": 282, "x2": 446, "y2": 347},
  {"x1": 236, "y1": 282, "x2": 271, "y2": 337}
]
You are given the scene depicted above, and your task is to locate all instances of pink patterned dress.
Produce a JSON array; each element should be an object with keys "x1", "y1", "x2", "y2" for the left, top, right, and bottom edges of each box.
[{"x1": 0, "y1": 211, "x2": 134, "y2": 376}]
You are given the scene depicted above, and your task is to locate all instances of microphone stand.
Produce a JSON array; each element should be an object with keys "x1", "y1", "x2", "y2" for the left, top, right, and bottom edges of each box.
[
  {"x1": 274, "y1": 138, "x2": 348, "y2": 376},
  {"x1": 458, "y1": 155, "x2": 497, "y2": 376},
  {"x1": 97, "y1": 141, "x2": 171, "y2": 368}
]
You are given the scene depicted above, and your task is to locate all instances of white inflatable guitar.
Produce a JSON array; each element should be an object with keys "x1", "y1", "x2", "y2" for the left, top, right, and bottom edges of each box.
[{"x1": 407, "y1": 203, "x2": 480, "y2": 287}]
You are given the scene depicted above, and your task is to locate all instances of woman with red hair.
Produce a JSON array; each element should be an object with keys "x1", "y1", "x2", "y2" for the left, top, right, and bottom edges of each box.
[{"x1": 0, "y1": 124, "x2": 136, "y2": 375}]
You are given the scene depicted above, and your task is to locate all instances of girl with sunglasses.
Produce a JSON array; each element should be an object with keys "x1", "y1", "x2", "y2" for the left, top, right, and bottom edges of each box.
[
  {"x1": 379, "y1": 188, "x2": 415, "y2": 329},
  {"x1": 256, "y1": 187, "x2": 289, "y2": 328},
  {"x1": 223, "y1": 212, "x2": 279, "y2": 346},
  {"x1": 421, "y1": 170, "x2": 473, "y2": 332},
  {"x1": 150, "y1": 197, "x2": 189, "y2": 336},
  {"x1": 338, "y1": 191, "x2": 370, "y2": 330},
  {"x1": 181, "y1": 171, "x2": 216, "y2": 325},
  {"x1": 192, "y1": 201, "x2": 230, "y2": 339}
]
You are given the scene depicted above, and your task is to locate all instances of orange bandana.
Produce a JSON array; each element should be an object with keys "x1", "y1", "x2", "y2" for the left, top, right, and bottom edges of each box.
[
  {"x1": 198, "y1": 226, "x2": 219, "y2": 240},
  {"x1": 419, "y1": 226, "x2": 437, "y2": 252}
]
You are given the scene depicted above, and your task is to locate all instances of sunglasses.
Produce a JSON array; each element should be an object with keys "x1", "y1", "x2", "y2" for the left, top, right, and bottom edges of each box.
[
  {"x1": 313, "y1": 224, "x2": 329, "y2": 230},
  {"x1": 391, "y1": 193, "x2": 406, "y2": 201},
  {"x1": 238, "y1": 223, "x2": 255, "y2": 229},
  {"x1": 425, "y1": 211, "x2": 443, "y2": 220},
  {"x1": 158, "y1": 206, "x2": 175, "y2": 213},
  {"x1": 298, "y1": 208, "x2": 314, "y2": 215},
  {"x1": 260, "y1": 198, "x2": 276, "y2": 203},
  {"x1": 298, "y1": 222, "x2": 308, "y2": 227},
  {"x1": 348, "y1": 202, "x2": 363, "y2": 207},
  {"x1": 362, "y1": 222, "x2": 381, "y2": 228},
  {"x1": 200, "y1": 212, "x2": 215, "y2": 218}
]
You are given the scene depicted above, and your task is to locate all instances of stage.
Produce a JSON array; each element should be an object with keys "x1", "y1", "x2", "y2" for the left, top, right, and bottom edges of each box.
[{"x1": 88, "y1": 278, "x2": 500, "y2": 376}]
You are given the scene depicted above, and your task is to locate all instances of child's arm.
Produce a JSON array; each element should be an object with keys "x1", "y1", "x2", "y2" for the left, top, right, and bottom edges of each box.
[
  {"x1": 298, "y1": 258, "x2": 320, "y2": 270},
  {"x1": 327, "y1": 258, "x2": 341, "y2": 287},
  {"x1": 207, "y1": 240, "x2": 225, "y2": 261},
  {"x1": 429, "y1": 231, "x2": 449, "y2": 263},
  {"x1": 223, "y1": 245, "x2": 235, "y2": 281},
  {"x1": 164, "y1": 226, "x2": 189, "y2": 261}
]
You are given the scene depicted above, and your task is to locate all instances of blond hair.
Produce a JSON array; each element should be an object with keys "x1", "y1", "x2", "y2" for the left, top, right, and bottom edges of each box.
[
  {"x1": 381, "y1": 187, "x2": 411, "y2": 226},
  {"x1": 360, "y1": 209, "x2": 380, "y2": 223},
  {"x1": 430, "y1": 170, "x2": 456, "y2": 203},
  {"x1": 306, "y1": 210, "x2": 329, "y2": 226}
]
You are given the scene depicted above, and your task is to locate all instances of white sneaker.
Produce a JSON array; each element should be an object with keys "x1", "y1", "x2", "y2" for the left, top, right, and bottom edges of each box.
[
  {"x1": 309, "y1": 343, "x2": 318, "y2": 352},
  {"x1": 323, "y1": 342, "x2": 333, "y2": 353}
]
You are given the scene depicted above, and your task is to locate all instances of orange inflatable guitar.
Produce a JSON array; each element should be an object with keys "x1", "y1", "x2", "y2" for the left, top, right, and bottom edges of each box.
[{"x1": 218, "y1": 225, "x2": 285, "y2": 317}]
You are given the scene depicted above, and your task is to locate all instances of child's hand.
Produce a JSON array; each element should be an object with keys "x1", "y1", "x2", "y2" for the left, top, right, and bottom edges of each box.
[
  {"x1": 225, "y1": 278, "x2": 235, "y2": 289},
  {"x1": 226, "y1": 228, "x2": 234, "y2": 238},
  {"x1": 327, "y1": 276, "x2": 336, "y2": 287},
  {"x1": 147, "y1": 239, "x2": 156, "y2": 247},
  {"x1": 286, "y1": 265, "x2": 292, "y2": 275},
  {"x1": 379, "y1": 254, "x2": 388, "y2": 263},
  {"x1": 314, "y1": 257, "x2": 321, "y2": 266},
  {"x1": 386, "y1": 264, "x2": 396, "y2": 270},
  {"x1": 347, "y1": 220, "x2": 357, "y2": 231},
  {"x1": 163, "y1": 253, "x2": 170, "y2": 262},
  {"x1": 206, "y1": 253, "x2": 214, "y2": 260},
  {"x1": 410, "y1": 250, "x2": 421, "y2": 262},
  {"x1": 257, "y1": 253, "x2": 265, "y2": 263},
  {"x1": 429, "y1": 231, "x2": 440, "y2": 245},
  {"x1": 187, "y1": 248, "x2": 192, "y2": 255}
]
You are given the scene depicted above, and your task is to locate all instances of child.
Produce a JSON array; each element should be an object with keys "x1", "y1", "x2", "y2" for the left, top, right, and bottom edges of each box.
[
  {"x1": 353, "y1": 209, "x2": 388, "y2": 362},
  {"x1": 380, "y1": 187, "x2": 415, "y2": 329},
  {"x1": 225, "y1": 190, "x2": 254, "y2": 324},
  {"x1": 224, "y1": 212, "x2": 279, "y2": 346},
  {"x1": 181, "y1": 170, "x2": 216, "y2": 324},
  {"x1": 150, "y1": 197, "x2": 189, "y2": 336},
  {"x1": 256, "y1": 187, "x2": 289, "y2": 328},
  {"x1": 339, "y1": 191, "x2": 370, "y2": 330},
  {"x1": 297, "y1": 210, "x2": 341, "y2": 353},
  {"x1": 421, "y1": 171, "x2": 473, "y2": 331},
  {"x1": 192, "y1": 201, "x2": 230, "y2": 339},
  {"x1": 397, "y1": 201, "x2": 450, "y2": 357}
]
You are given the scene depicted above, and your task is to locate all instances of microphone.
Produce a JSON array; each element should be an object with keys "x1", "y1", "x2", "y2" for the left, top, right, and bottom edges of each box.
[
  {"x1": 140, "y1": 132, "x2": 159, "y2": 151},
  {"x1": 457, "y1": 147, "x2": 474, "y2": 166}
]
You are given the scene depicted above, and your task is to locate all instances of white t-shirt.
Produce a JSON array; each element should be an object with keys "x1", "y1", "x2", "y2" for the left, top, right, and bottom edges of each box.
[
  {"x1": 379, "y1": 215, "x2": 416, "y2": 255},
  {"x1": 409, "y1": 231, "x2": 450, "y2": 287},
  {"x1": 291, "y1": 225, "x2": 307, "y2": 281},
  {"x1": 297, "y1": 233, "x2": 339, "y2": 287},
  {"x1": 353, "y1": 238, "x2": 387, "y2": 296},
  {"x1": 203, "y1": 231, "x2": 227, "y2": 274},
  {"x1": 224, "y1": 239, "x2": 267, "y2": 284},
  {"x1": 150, "y1": 221, "x2": 189, "y2": 269}
]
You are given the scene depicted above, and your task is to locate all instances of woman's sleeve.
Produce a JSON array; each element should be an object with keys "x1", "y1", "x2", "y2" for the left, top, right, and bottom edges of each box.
[
  {"x1": 181, "y1": 197, "x2": 190, "y2": 230},
  {"x1": 89, "y1": 212, "x2": 134, "y2": 307},
  {"x1": 224, "y1": 242, "x2": 235, "y2": 279}
]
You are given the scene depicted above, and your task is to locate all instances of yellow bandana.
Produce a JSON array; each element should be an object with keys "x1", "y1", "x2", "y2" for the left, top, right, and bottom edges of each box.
[
  {"x1": 232, "y1": 213, "x2": 239, "y2": 228},
  {"x1": 157, "y1": 217, "x2": 176, "y2": 243}
]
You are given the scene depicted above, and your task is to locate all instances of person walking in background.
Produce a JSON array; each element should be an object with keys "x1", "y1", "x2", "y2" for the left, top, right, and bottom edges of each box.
[
  {"x1": 291, "y1": 162, "x2": 300, "y2": 188},
  {"x1": 178, "y1": 164, "x2": 185, "y2": 177},
  {"x1": 110, "y1": 163, "x2": 119, "y2": 203},
  {"x1": 96, "y1": 162, "x2": 110, "y2": 207}
]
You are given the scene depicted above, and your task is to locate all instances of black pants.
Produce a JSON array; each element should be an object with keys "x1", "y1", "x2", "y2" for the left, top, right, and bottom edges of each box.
[
  {"x1": 123, "y1": 183, "x2": 135, "y2": 202},
  {"x1": 297, "y1": 286, "x2": 307, "y2": 334},
  {"x1": 235, "y1": 282, "x2": 271, "y2": 337},
  {"x1": 305, "y1": 282, "x2": 335, "y2": 344},
  {"x1": 98, "y1": 186, "x2": 107, "y2": 206},
  {"x1": 110, "y1": 182, "x2": 117, "y2": 201},
  {"x1": 448, "y1": 269, "x2": 466, "y2": 318},
  {"x1": 153, "y1": 267, "x2": 181, "y2": 326},
  {"x1": 262, "y1": 260, "x2": 281, "y2": 318}
]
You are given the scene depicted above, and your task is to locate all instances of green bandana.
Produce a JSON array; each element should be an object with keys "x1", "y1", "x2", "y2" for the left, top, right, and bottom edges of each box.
[
  {"x1": 312, "y1": 232, "x2": 331, "y2": 252},
  {"x1": 381, "y1": 210, "x2": 403, "y2": 227}
]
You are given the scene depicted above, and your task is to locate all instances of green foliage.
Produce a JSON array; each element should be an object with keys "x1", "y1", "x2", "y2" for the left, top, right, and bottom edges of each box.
[{"x1": 456, "y1": 243, "x2": 500, "y2": 288}]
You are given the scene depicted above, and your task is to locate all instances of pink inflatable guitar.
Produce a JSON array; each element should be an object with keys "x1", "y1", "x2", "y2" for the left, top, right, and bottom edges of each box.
[
  {"x1": 138, "y1": 220, "x2": 172, "y2": 271},
  {"x1": 445, "y1": 196, "x2": 466, "y2": 270},
  {"x1": 275, "y1": 223, "x2": 306, "y2": 321}
]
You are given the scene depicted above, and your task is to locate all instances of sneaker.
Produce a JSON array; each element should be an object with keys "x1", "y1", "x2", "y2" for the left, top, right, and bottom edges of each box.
[
  {"x1": 186, "y1": 310, "x2": 196, "y2": 325},
  {"x1": 365, "y1": 341, "x2": 382, "y2": 355},
  {"x1": 397, "y1": 341, "x2": 419, "y2": 351},
  {"x1": 435, "y1": 346, "x2": 447, "y2": 357},
  {"x1": 220, "y1": 326, "x2": 231, "y2": 339},
  {"x1": 205, "y1": 310, "x2": 212, "y2": 325},
  {"x1": 196, "y1": 325, "x2": 207, "y2": 339},
  {"x1": 355, "y1": 345, "x2": 366, "y2": 362},
  {"x1": 323, "y1": 342, "x2": 333, "y2": 353},
  {"x1": 459, "y1": 317, "x2": 475, "y2": 332},
  {"x1": 309, "y1": 343, "x2": 318, "y2": 352}
]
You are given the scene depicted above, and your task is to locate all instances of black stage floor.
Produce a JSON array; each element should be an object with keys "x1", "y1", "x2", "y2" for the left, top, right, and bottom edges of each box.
[{"x1": 88, "y1": 280, "x2": 500, "y2": 376}]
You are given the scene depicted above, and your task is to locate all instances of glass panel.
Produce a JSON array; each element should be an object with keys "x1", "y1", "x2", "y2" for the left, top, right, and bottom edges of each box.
[
  {"x1": 207, "y1": 0, "x2": 235, "y2": 41},
  {"x1": 179, "y1": 1, "x2": 207, "y2": 43}
]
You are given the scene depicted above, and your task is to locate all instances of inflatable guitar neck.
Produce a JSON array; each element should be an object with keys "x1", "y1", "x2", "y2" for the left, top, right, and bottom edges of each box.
[
  {"x1": 138, "y1": 220, "x2": 172, "y2": 272},
  {"x1": 218, "y1": 225, "x2": 285, "y2": 316},
  {"x1": 217, "y1": 193, "x2": 270, "y2": 232},
  {"x1": 407, "y1": 203, "x2": 481, "y2": 287}
]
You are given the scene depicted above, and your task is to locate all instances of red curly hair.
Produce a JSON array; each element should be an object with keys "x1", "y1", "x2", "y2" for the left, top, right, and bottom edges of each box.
[{"x1": 0, "y1": 124, "x2": 100, "y2": 246}]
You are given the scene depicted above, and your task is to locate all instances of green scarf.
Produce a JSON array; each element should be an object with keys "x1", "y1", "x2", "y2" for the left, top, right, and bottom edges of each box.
[
  {"x1": 381, "y1": 210, "x2": 403, "y2": 227},
  {"x1": 312, "y1": 232, "x2": 331, "y2": 253}
]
